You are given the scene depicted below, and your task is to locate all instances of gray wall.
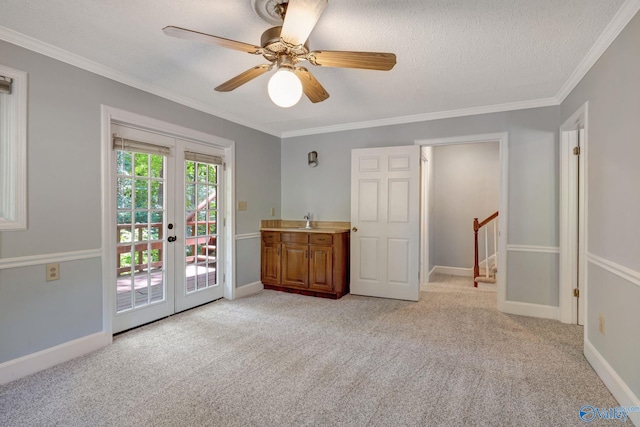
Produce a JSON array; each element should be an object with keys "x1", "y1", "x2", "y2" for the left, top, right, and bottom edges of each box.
[
  {"x1": 0, "y1": 39, "x2": 280, "y2": 364},
  {"x1": 430, "y1": 142, "x2": 499, "y2": 269},
  {"x1": 282, "y1": 106, "x2": 560, "y2": 306},
  {"x1": 561, "y1": 11, "x2": 640, "y2": 401}
]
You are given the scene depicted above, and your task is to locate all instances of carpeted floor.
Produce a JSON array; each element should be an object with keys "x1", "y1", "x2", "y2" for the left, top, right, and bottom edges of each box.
[{"x1": 0, "y1": 276, "x2": 629, "y2": 426}]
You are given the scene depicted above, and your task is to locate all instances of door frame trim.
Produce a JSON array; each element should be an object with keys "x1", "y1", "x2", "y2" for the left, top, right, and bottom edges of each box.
[
  {"x1": 100, "y1": 105, "x2": 236, "y2": 336},
  {"x1": 559, "y1": 102, "x2": 588, "y2": 324},
  {"x1": 419, "y1": 146, "x2": 433, "y2": 285},
  {"x1": 415, "y1": 132, "x2": 509, "y2": 312}
]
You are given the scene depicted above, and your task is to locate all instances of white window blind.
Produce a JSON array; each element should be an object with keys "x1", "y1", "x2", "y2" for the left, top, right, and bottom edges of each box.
[
  {"x1": 0, "y1": 64, "x2": 27, "y2": 230},
  {"x1": 0, "y1": 76, "x2": 11, "y2": 94},
  {"x1": 184, "y1": 151, "x2": 223, "y2": 165},
  {"x1": 112, "y1": 135, "x2": 171, "y2": 156}
]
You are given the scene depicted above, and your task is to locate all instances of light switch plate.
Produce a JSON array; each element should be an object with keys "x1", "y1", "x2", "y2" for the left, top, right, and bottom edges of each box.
[
  {"x1": 238, "y1": 201, "x2": 247, "y2": 211},
  {"x1": 271, "y1": 207, "x2": 276, "y2": 216}
]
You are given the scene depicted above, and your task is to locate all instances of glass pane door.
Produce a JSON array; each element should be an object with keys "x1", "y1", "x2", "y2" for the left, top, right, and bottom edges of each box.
[
  {"x1": 112, "y1": 123, "x2": 175, "y2": 334},
  {"x1": 116, "y1": 150, "x2": 166, "y2": 312},
  {"x1": 111, "y1": 126, "x2": 224, "y2": 331},
  {"x1": 175, "y1": 143, "x2": 224, "y2": 313},
  {"x1": 185, "y1": 161, "x2": 218, "y2": 292}
]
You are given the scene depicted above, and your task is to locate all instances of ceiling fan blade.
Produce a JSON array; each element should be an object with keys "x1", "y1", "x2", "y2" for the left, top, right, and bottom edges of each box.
[
  {"x1": 280, "y1": 0, "x2": 328, "y2": 46},
  {"x1": 163, "y1": 26, "x2": 262, "y2": 54},
  {"x1": 294, "y1": 67, "x2": 329, "y2": 103},
  {"x1": 309, "y1": 51, "x2": 397, "y2": 71},
  {"x1": 215, "y1": 65, "x2": 273, "y2": 92}
]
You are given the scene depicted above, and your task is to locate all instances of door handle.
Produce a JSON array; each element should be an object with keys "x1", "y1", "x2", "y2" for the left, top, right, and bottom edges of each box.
[
  {"x1": 168, "y1": 223, "x2": 177, "y2": 242},
  {"x1": 352, "y1": 227, "x2": 358, "y2": 232}
]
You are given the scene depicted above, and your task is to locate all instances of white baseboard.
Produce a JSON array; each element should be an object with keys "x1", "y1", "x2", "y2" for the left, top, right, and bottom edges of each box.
[
  {"x1": 501, "y1": 300, "x2": 560, "y2": 320},
  {"x1": 0, "y1": 331, "x2": 111, "y2": 385},
  {"x1": 584, "y1": 339, "x2": 640, "y2": 426},
  {"x1": 234, "y1": 281, "x2": 263, "y2": 299},
  {"x1": 431, "y1": 265, "x2": 473, "y2": 278}
]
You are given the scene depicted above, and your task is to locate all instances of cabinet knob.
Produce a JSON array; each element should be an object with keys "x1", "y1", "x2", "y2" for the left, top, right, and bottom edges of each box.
[{"x1": 352, "y1": 227, "x2": 358, "y2": 232}]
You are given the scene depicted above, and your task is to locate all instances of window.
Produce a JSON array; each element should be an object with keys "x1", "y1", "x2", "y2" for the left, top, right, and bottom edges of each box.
[{"x1": 0, "y1": 64, "x2": 27, "y2": 230}]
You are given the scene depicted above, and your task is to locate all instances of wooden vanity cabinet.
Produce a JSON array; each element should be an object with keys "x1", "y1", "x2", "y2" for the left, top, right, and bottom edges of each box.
[
  {"x1": 308, "y1": 245, "x2": 333, "y2": 292},
  {"x1": 281, "y1": 243, "x2": 308, "y2": 287},
  {"x1": 260, "y1": 230, "x2": 349, "y2": 299},
  {"x1": 260, "y1": 232, "x2": 281, "y2": 285}
]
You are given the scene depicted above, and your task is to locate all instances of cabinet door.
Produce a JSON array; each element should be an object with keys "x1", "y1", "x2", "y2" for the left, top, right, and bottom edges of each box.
[
  {"x1": 309, "y1": 245, "x2": 333, "y2": 292},
  {"x1": 281, "y1": 243, "x2": 309, "y2": 287},
  {"x1": 261, "y1": 243, "x2": 281, "y2": 285}
]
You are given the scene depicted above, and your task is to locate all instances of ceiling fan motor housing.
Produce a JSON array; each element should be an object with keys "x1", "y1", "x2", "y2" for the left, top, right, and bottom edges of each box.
[{"x1": 260, "y1": 26, "x2": 309, "y2": 64}]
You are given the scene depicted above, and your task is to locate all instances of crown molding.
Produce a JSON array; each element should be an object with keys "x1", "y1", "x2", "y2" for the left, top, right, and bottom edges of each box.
[
  {"x1": 280, "y1": 97, "x2": 559, "y2": 138},
  {"x1": 2, "y1": 0, "x2": 639, "y2": 140},
  {"x1": 0, "y1": 25, "x2": 280, "y2": 137},
  {"x1": 555, "y1": 0, "x2": 640, "y2": 103}
]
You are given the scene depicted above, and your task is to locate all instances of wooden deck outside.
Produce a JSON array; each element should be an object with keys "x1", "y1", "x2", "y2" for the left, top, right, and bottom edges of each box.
[{"x1": 116, "y1": 264, "x2": 217, "y2": 312}]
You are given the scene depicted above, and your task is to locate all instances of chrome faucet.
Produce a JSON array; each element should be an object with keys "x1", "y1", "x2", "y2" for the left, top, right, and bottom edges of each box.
[{"x1": 303, "y1": 212, "x2": 311, "y2": 229}]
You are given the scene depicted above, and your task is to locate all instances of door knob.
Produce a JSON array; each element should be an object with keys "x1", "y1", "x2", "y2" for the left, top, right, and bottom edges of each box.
[
  {"x1": 352, "y1": 227, "x2": 358, "y2": 232},
  {"x1": 167, "y1": 223, "x2": 176, "y2": 242}
]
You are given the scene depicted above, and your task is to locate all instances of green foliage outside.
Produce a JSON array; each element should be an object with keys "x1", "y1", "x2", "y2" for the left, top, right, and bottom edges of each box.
[{"x1": 116, "y1": 153, "x2": 219, "y2": 274}]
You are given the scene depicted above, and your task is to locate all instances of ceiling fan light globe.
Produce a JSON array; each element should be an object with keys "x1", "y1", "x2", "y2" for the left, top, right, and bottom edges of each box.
[{"x1": 268, "y1": 68, "x2": 303, "y2": 108}]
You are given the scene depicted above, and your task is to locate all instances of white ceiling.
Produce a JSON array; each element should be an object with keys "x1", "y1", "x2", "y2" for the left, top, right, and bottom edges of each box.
[{"x1": 0, "y1": 0, "x2": 635, "y2": 137}]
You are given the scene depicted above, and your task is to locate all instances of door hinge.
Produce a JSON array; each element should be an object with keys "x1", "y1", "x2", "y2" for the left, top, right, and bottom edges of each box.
[
  {"x1": 223, "y1": 273, "x2": 226, "y2": 283},
  {"x1": 573, "y1": 288, "x2": 580, "y2": 298},
  {"x1": 223, "y1": 218, "x2": 226, "y2": 227},
  {"x1": 573, "y1": 146, "x2": 580, "y2": 156},
  {"x1": 223, "y1": 162, "x2": 227, "y2": 171}
]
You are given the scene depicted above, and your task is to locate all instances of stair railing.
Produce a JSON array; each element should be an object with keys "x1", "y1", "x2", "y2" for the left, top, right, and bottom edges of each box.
[{"x1": 473, "y1": 211, "x2": 499, "y2": 287}]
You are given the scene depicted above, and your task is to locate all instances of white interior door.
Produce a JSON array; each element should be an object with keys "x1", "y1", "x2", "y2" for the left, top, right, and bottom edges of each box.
[
  {"x1": 562, "y1": 128, "x2": 586, "y2": 326},
  {"x1": 112, "y1": 126, "x2": 225, "y2": 333},
  {"x1": 577, "y1": 129, "x2": 585, "y2": 326},
  {"x1": 350, "y1": 145, "x2": 421, "y2": 301}
]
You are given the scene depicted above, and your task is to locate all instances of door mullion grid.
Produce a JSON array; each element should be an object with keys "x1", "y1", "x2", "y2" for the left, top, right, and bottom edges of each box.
[
  {"x1": 129, "y1": 152, "x2": 137, "y2": 310},
  {"x1": 146, "y1": 155, "x2": 152, "y2": 306},
  {"x1": 211, "y1": 168, "x2": 218, "y2": 288}
]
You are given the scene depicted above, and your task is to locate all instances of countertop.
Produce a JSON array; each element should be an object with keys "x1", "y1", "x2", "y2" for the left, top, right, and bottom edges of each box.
[
  {"x1": 260, "y1": 219, "x2": 350, "y2": 234},
  {"x1": 260, "y1": 227, "x2": 349, "y2": 234}
]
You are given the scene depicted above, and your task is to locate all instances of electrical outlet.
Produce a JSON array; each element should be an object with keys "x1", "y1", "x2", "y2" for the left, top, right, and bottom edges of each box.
[
  {"x1": 237, "y1": 201, "x2": 247, "y2": 211},
  {"x1": 46, "y1": 263, "x2": 60, "y2": 281},
  {"x1": 599, "y1": 313, "x2": 605, "y2": 335},
  {"x1": 271, "y1": 207, "x2": 276, "y2": 217}
]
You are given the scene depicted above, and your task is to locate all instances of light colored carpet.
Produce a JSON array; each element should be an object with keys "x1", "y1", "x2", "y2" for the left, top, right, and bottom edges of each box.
[{"x1": 0, "y1": 276, "x2": 628, "y2": 426}]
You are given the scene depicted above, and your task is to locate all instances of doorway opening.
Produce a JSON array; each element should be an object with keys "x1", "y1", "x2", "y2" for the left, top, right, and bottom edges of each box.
[{"x1": 416, "y1": 133, "x2": 509, "y2": 310}]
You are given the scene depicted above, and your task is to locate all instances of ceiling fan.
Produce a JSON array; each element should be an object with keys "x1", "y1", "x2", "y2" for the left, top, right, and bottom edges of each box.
[{"x1": 163, "y1": 0, "x2": 396, "y2": 108}]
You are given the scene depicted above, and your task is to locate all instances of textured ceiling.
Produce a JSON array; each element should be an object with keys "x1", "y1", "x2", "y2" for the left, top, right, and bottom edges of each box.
[{"x1": 0, "y1": 0, "x2": 630, "y2": 136}]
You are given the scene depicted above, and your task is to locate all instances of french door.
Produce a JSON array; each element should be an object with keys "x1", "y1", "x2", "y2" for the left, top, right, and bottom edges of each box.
[{"x1": 112, "y1": 124, "x2": 224, "y2": 333}]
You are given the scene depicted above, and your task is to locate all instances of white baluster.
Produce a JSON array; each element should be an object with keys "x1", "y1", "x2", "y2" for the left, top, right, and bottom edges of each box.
[
  {"x1": 493, "y1": 219, "x2": 498, "y2": 272},
  {"x1": 484, "y1": 226, "x2": 489, "y2": 278}
]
